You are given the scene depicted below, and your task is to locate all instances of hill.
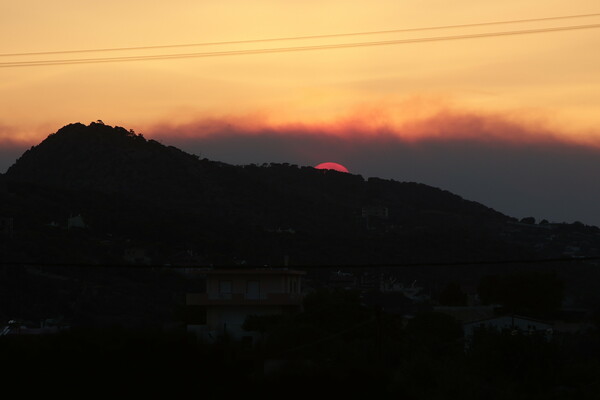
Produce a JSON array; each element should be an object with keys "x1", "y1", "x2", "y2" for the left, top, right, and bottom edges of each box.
[{"x1": 2, "y1": 121, "x2": 599, "y2": 267}]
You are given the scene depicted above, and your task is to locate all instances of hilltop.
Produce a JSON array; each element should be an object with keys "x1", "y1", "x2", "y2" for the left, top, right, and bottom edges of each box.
[{"x1": 2, "y1": 121, "x2": 599, "y2": 267}]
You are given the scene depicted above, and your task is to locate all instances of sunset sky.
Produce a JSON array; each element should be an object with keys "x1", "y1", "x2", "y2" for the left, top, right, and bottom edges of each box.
[{"x1": 1, "y1": 1, "x2": 600, "y2": 224}]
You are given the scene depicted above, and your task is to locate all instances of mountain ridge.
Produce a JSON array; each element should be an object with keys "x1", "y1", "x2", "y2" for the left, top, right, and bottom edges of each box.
[
  {"x1": 5, "y1": 121, "x2": 507, "y2": 218},
  {"x1": 2, "y1": 122, "x2": 598, "y2": 266}
]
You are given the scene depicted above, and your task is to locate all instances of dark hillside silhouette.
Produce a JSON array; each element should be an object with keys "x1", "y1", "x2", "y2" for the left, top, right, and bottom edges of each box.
[
  {"x1": 3, "y1": 123, "x2": 600, "y2": 398},
  {"x1": 3, "y1": 121, "x2": 600, "y2": 267}
]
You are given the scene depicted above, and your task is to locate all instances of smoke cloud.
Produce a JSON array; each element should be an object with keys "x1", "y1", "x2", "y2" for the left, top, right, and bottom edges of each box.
[
  {"x1": 2, "y1": 106, "x2": 600, "y2": 226},
  {"x1": 145, "y1": 107, "x2": 600, "y2": 226}
]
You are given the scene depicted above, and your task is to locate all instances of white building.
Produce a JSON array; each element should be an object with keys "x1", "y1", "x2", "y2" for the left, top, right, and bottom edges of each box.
[
  {"x1": 463, "y1": 314, "x2": 553, "y2": 346},
  {"x1": 67, "y1": 214, "x2": 86, "y2": 229},
  {"x1": 186, "y1": 268, "x2": 305, "y2": 342}
]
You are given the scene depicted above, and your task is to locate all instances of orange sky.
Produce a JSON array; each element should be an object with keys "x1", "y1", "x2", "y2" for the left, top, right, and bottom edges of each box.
[
  {"x1": 2, "y1": 1, "x2": 600, "y2": 224},
  {"x1": 1, "y1": 0, "x2": 599, "y2": 146}
]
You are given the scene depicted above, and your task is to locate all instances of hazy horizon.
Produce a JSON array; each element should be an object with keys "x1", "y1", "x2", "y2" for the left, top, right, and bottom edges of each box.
[
  {"x1": 3, "y1": 116, "x2": 600, "y2": 228},
  {"x1": 2, "y1": 1, "x2": 599, "y2": 226}
]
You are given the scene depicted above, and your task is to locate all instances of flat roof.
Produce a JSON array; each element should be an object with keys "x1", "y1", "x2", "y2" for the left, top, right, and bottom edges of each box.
[{"x1": 196, "y1": 268, "x2": 306, "y2": 275}]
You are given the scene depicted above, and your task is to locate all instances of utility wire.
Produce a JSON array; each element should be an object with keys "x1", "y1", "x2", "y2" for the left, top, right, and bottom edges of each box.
[
  {"x1": 1, "y1": 22, "x2": 599, "y2": 68},
  {"x1": 2, "y1": 12, "x2": 599, "y2": 58},
  {"x1": 1, "y1": 256, "x2": 596, "y2": 269}
]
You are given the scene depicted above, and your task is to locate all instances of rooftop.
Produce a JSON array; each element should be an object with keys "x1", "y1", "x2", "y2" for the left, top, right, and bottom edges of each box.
[{"x1": 191, "y1": 267, "x2": 306, "y2": 276}]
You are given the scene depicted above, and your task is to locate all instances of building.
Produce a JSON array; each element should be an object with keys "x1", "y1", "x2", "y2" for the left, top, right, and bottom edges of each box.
[
  {"x1": 123, "y1": 247, "x2": 152, "y2": 265},
  {"x1": 186, "y1": 268, "x2": 306, "y2": 342},
  {"x1": 1, "y1": 318, "x2": 69, "y2": 336},
  {"x1": 67, "y1": 214, "x2": 86, "y2": 229},
  {"x1": 433, "y1": 305, "x2": 497, "y2": 325},
  {"x1": 328, "y1": 270, "x2": 356, "y2": 289},
  {"x1": 361, "y1": 205, "x2": 389, "y2": 219},
  {"x1": 380, "y1": 277, "x2": 429, "y2": 302},
  {"x1": 463, "y1": 314, "x2": 554, "y2": 348}
]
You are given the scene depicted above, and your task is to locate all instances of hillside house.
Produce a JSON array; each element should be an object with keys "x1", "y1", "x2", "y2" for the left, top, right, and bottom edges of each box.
[
  {"x1": 433, "y1": 305, "x2": 497, "y2": 325},
  {"x1": 186, "y1": 268, "x2": 306, "y2": 342},
  {"x1": 463, "y1": 315, "x2": 554, "y2": 348},
  {"x1": 361, "y1": 205, "x2": 389, "y2": 219},
  {"x1": 1, "y1": 318, "x2": 69, "y2": 336},
  {"x1": 123, "y1": 247, "x2": 152, "y2": 265},
  {"x1": 380, "y1": 277, "x2": 429, "y2": 302},
  {"x1": 67, "y1": 214, "x2": 86, "y2": 229}
]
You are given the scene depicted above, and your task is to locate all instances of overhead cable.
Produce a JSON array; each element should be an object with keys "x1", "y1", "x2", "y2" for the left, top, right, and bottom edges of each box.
[
  {"x1": 2, "y1": 12, "x2": 600, "y2": 58},
  {"x1": 1, "y1": 23, "x2": 599, "y2": 68}
]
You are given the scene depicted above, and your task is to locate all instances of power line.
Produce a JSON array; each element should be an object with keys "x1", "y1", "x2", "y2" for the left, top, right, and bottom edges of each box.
[
  {"x1": 2, "y1": 12, "x2": 600, "y2": 58},
  {"x1": 1, "y1": 22, "x2": 599, "y2": 68},
  {"x1": 0, "y1": 255, "x2": 596, "y2": 269}
]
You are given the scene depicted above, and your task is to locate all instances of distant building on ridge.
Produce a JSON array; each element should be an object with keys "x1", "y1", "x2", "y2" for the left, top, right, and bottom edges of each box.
[
  {"x1": 362, "y1": 205, "x2": 389, "y2": 219},
  {"x1": 67, "y1": 214, "x2": 86, "y2": 230}
]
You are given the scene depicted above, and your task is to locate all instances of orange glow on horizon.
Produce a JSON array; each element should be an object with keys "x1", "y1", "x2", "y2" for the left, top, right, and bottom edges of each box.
[
  {"x1": 0, "y1": 1, "x2": 599, "y2": 152},
  {"x1": 142, "y1": 101, "x2": 600, "y2": 150},
  {"x1": 3, "y1": 100, "x2": 600, "y2": 155}
]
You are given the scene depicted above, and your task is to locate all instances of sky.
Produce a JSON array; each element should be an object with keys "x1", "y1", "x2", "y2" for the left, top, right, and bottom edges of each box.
[{"x1": 1, "y1": 1, "x2": 600, "y2": 225}]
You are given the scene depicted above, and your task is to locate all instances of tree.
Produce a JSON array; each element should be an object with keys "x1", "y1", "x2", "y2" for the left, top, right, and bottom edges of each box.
[
  {"x1": 404, "y1": 311, "x2": 464, "y2": 359},
  {"x1": 468, "y1": 326, "x2": 561, "y2": 395},
  {"x1": 478, "y1": 271, "x2": 564, "y2": 317},
  {"x1": 437, "y1": 282, "x2": 468, "y2": 306}
]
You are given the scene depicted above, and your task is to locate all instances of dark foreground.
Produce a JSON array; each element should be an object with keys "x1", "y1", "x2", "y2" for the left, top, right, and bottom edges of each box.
[{"x1": 3, "y1": 298, "x2": 599, "y2": 400}]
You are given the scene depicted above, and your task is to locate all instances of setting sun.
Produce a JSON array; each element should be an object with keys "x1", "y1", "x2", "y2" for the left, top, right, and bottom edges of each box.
[{"x1": 315, "y1": 162, "x2": 349, "y2": 173}]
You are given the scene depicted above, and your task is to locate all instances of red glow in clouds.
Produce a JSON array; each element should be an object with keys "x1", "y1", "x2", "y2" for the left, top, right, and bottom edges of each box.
[{"x1": 315, "y1": 162, "x2": 349, "y2": 173}]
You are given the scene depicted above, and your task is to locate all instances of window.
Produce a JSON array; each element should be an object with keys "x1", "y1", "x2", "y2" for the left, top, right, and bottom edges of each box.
[
  {"x1": 247, "y1": 280, "x2": 260, "y2": 299},
  {"x1": 219, "y1": 280, "x2": 232, "y2": 299},
  {"x1": 289, "y1": 278, "x2": 298, "y2": 293}
]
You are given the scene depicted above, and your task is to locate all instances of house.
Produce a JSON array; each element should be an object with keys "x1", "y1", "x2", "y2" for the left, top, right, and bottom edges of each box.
[
  {"x1": 361, "y1": 205, "x2": 389, "y2": 219},
  {"x1": 186, "y1": 267, "x2": 306, "y2": 342},
  {"x1": 67, "y1": 214, "x2": 86, "y2": 229},
  {"x1": 433, "y1": 305, "x2": 498, "y2": 325},
  {"x1": 166, "y1": 249, "x2": 208, "y2": 275},
  {"x1": 123, "y1": 247, "x2": 152, "y2": 265},
  {"x1": 361, "y1": 290, "x2": 423, "y2": 317},
  {"x1": 1, "y1": 318, "x2": 69, "y2": 336},
  {"x1": 329, "y1": 270, "x2": 356, "y2": 289},
  {"x1": 380, "y1": 277, "x2": 429, "y2": 302},
  {"x1": 463, "y1": 314, "x2": 554, "y2": 347}
]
